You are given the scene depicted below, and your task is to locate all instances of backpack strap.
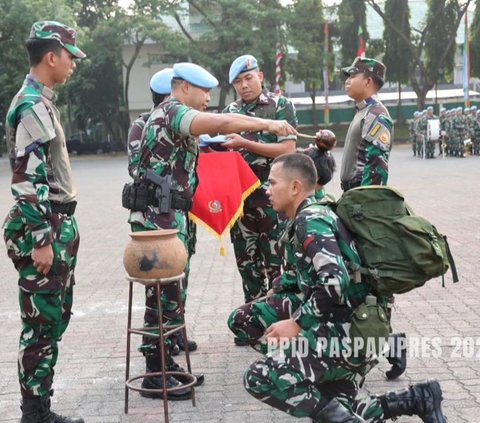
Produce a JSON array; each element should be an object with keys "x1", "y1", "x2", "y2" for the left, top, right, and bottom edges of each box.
[{"x1": 443, "y1": 235, "x2": 459, "y2": 283}]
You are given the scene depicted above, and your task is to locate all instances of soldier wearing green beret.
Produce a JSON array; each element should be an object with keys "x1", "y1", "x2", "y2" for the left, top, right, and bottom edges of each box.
[{"x1": 3, "y1": 21, "x2": 85, "y2": 423}]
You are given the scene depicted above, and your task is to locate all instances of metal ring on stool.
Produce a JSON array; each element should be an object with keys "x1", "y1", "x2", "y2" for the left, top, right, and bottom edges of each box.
[
  {"x1": 126, "y1": 371, "x2": 197, "y2": 393},
  {"x1": 126, "y1": 273, "x2": 186, "y2": 286}
]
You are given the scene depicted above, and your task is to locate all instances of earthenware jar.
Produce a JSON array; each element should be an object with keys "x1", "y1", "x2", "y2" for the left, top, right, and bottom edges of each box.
[{"x1": 123, "y1": 229, "x2": 187, "y2": 279}]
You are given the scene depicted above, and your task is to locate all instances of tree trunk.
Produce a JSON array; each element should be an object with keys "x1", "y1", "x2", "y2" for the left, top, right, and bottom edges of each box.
[
  {"x1": 397, "y1": 83, "x2": 404, "y2": 123},
  {"x1": 217, "y1": 84, "x2": 229, "y2": 112}
]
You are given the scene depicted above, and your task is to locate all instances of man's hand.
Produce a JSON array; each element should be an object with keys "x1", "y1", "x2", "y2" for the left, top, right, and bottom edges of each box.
[
  {"x1": 32, "y1": 244, "x2": 54, "y2": 275},
  {"x1": 266, "y1": 120, "x2": 298, "y2": 137},
  {"x1": 264, "y1": 319, "x2": 301, "y2": 341},
  {"x1": 222, "y1": 133, "x2": 247, "y2": 149}
]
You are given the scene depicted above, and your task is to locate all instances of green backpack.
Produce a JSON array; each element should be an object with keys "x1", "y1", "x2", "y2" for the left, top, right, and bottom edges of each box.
[{"x1": 335, "y1": 186, "x2": 459, "y2": 297}]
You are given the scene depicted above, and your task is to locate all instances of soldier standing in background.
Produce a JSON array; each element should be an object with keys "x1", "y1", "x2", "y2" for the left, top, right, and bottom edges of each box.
[
  {"x1": 3, "y1": 21, "x2": 86, "y2": 423},
  {"x1": 222, "y1": 55, "x2": 298, "y2": 321},
  {"x1": 341, "y1": 56, "x2": 406, "y2": 380},
  {"x1": 410, "y1": 111, "x2": 419, "y2": 157}
]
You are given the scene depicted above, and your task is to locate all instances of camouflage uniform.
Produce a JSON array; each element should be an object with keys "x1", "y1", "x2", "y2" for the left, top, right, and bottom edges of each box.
[
  {"x1": 3, "y1": 75, "x2": 80, "y2": 398},
  {"x1": 341, "y1": 96, "x2": 393, "y2": 190},
  {"x1": 243, "y1": 195, "x2": 387, "y2": 418},
  {"x1": 452, "y1": 110, "x2": 467, "y2": 157},
  {"x1": 127, "y1": 111, "x2": 151, "y2": 179},
  {"x1": 227, "y1": 189, "x2": 328, "y2": 352},
  {"x1": 473, "y1": 111, "x2": 480, "y2": 155},
  {"x1": 128, "y1": 98, "x2": 199, "y2": 354},
  {"x1": 408, "y1": 116, "x2": 417, "y2": 156},
  {"x1": 223, "y1": 89, "x2": 298, "y2": 302}
]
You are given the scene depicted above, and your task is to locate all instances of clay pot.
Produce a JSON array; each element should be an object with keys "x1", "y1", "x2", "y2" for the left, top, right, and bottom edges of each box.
[
  {"x1": 123, "y1": 229, "x2": 187, "y2": 279},
  {"x1": 315, "y1": 129, "x2": 337, "y2": 151}
]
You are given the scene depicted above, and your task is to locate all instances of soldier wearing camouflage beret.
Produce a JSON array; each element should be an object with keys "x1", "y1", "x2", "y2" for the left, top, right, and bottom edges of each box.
[
  {"x1": 222, "y1": 55, "x2": 298, "y2": 320},
  {"x1": 3, "y1": 21, "x2": 85, "y2": 423},
  {"x1": 241, "y1": 153, "x2": 447, "y2": 423},
  {"x1": 341, "y1": 57, "x2": 393, "y2": 190}
]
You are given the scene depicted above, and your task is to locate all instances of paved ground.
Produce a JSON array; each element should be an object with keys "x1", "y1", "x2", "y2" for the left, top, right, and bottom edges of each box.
[{"x1": 0, "y1": 145, "x2": 479, "y2": 422}]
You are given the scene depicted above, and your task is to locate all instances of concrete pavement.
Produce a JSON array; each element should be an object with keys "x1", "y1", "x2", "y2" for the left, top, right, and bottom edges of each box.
[{"x1": 0, "y1": 145, "x2": 479, "y2": 422}]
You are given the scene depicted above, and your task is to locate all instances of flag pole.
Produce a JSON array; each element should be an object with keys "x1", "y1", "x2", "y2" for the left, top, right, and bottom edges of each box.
[
  {"x1": 323, "y1": 22, "x2": 330, "y2": 125},
  {"x1": 464, "y1": 11, "x2": 470, "y2": 107}
]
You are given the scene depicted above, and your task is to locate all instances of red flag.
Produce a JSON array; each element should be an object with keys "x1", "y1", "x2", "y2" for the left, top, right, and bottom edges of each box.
[
  {"x1": 189, "y1": 152, "x2": 260, "y2": 254},
  {"x1": 357, "y1": 31, "x2": 366, "y2": 58}
]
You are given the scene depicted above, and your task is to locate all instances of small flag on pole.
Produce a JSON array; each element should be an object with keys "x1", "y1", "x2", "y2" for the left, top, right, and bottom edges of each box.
[
  {"x1": 275, "y1": 46, "x2": 284, "y2": 95},
  {"x1": 357, "y1": 28, "x2": 366, "y2": 58}
]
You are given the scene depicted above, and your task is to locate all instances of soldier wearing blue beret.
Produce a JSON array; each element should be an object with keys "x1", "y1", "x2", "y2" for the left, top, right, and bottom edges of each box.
[
  {"x1": 223, "y1": 55, "x2": 298, "y2": 325},
  {"x1": 126, "y1": 61, "x2": 297, "y2": 400}
]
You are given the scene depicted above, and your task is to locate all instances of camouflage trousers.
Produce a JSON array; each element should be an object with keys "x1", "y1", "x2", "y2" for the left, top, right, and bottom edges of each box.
[
  {"x1": 131, "y1": 214, "x2": 196, "y2": 355},
  {"x1": 3, "y1": 207, "x2": 80, "y2": 398},
  {"x1": 230, "y1": 204, "x2": 285, "y2": 302},
  {"x1": 244, "y1": 332, "x2": 387, "y2": 421},
  {"x1": 227, "y1": 291, "x2": 304, "y2": 353}
]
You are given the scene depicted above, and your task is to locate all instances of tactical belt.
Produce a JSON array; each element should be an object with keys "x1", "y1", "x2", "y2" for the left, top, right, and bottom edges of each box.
[
  {"x1": 341, "y1": 180, "x2": 361, "y2": 192},
  {"x1": 149, "y1": 194, "x2": 192, "y2": 212},
  {"x1": 51, "y1": 201, "x2": 77, "y2": 216}
]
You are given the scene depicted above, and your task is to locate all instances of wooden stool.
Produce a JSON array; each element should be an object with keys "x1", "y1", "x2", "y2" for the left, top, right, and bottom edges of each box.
[{"x1": 124, "y1": 273, "x2": 196, "y2": 422}]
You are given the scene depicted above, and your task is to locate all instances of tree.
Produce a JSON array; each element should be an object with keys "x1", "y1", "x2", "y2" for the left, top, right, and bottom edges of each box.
[
  {"x1": 368, "y1": 0, "x2": 472, "y2": 109},
  {"x1": 337, "y1": 0, "x2": 368, "y2": 64},
  {"x1": 169, "y1": 0, "x2": 288, "y2": 111},
  {"x1": 383, "y1": 0, "x2": 411, "y2": 122},
  {"x1": 470, "y1": 1, "x2": 480, "y2": 78},
  {"x1": 286, "y1": 0, "x2": 325, "y2": 129}
]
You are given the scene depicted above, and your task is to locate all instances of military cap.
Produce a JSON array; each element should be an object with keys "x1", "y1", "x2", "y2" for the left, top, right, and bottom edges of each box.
[
  {"x1": 413, "y1": 111, "x2": 420, "y2": 117},
  {"x1": 440, "y1": 107, "x2": 446, "y2": 113},
  {"x1": 229, "y1": 54, "x2": 258, "y2": 84},
  {"x1": 172, "y1": 62, "x2": 218, "y2": 89},
  {"x1": 342, "y1": 57, "x2": 386, "y2": 87},
  {"x1": 464, "y1": 107, "x2": 470, "y2": 113},
  {"x1": 427, "y1": 106, "x2": 433, "y2": 111},
  {"x1": 471, "y1": 105, "x2": 477, "y2": 111},
  {"x1": 150, "y1": 68, "x2": 174, "y2": 95},
  {"x1": 456, "y1": 107, "x2": 463, "y2": 112},
  {"x1": 29, "y1": 21, "x2": 86, "y2": 59}
]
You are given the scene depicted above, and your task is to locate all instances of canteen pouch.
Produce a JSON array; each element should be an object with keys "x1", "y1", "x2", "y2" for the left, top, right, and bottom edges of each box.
[
  {"x1": 349, "y1": 296, "x2": 390, "y2": 357},
  {"x1": 122, "y1": 181, "x2": 149, "y2": 212}
]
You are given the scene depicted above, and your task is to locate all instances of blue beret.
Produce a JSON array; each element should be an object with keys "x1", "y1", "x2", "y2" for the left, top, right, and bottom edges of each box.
[
  {"x1": 173, "y1": 62, "x2": 218, "y2": 89},
  {"x1": 150, "y1": 68, "x2": 174, "y2": 95},
  {"x1": 427, "y1": 106, "x2": 433, "y2": 111},
  {"x1": 471, "y1": 105, "x2": 477, "y2": 110},
  {"x1": 413, "y1": 111, "x2": 420, "y2": 117},
  {"x1": 229, "y1": 54, "x2": 258, "y2": 84}
]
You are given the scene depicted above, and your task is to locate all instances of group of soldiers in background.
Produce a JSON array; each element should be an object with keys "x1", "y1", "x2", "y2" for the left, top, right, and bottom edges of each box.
[{"x1": 409, "y1": 104, "x2": 480, "y2": 158}]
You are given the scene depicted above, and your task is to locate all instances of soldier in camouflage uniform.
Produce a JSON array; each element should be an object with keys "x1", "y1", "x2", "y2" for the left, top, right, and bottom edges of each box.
[
  {"x1": 439, "y1": 108, "x2": 447, "y2": 156},
  {"x1": 341, "y1": 57, "x2": 392, "y2": 190},
  {"x1": 473, "y1": 109, "x2": 480, "y2": 155},
  {"x1": 452, "y1": 107, "x2": 467, "y2": 157},
  {"x1": 243, "y1": 153, "x2": 447, "y2": 423},
  {"x1": 222, "y1": 55, "x2": 297, "y2": 311},
  {"x1": 409, "y1": 111, "x2": 419, "y2": 156},
  {"x1": 2, "y1": 21, "x2": 85, "y2": 423},
  {"x1": 128, "y1": 62, "x2": 297, "y2": 399},
  {"x1": 341, "y1": 57, "x2": 406, "y2": 380},
  {"x1": 227, "y1": 146, "x2": 336, "y2": 352}
]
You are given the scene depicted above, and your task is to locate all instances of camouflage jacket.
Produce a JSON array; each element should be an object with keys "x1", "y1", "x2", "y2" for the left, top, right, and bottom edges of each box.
[
  {"x1": 127, "y1": 111, "x2": 151, "y2": 179},
  {"x1": 3, "y1": 75, "x2": 76, "y2": 248},
  {"x1": 223, "y1": 89, "x2": 297, "y2": 206},
  {"x1": 287, "y1": 196, "x2": 370, "y2": 331},
  {"x1": 128, "y1": 98, "x2": 200, "y2": 229},
  {"x1": 341, "y1": 95, "x2": 393, "y2": 187}
]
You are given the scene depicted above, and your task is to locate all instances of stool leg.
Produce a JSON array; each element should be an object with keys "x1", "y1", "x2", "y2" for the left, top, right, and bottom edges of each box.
[
  {"x1": 176, "y1": 280, "x2": 196, "y2": 407},
  {"x1": 125, "y1": 280, "x2": 133, "y2": 414},
  {"x1": 156, "y1": 281, "x2": 169, "y2": 423}
]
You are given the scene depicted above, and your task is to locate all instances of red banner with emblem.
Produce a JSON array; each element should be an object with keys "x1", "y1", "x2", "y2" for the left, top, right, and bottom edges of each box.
[{"x1": 189, "y1": 152, "x2": 260, "y2": 252}]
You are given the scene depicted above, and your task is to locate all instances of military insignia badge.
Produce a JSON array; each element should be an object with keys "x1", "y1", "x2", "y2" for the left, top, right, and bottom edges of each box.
[
  {"x1": 208, "y1": 200, "x2": 223, "y2": 213},
  {"x1": 378, "y1": 132, "x2": 390, "y2": 144}
]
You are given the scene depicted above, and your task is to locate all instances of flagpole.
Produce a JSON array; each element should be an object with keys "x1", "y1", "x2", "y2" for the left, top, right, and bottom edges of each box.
[
  {"x1": 464, "y1": 11, "x2": 470, "y2": 107},
  {"x1": 275, "y1": 45, "x2": 283, "y2": 95},
  {"x1": 323, "y1": 22, "x2": 330, "y2": 125}
]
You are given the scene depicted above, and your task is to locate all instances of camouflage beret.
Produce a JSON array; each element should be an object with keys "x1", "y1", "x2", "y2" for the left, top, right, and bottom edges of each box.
[
  {"x1": 342, "y1": 57, "x2": 386, "y2": 87},
  {"x1": 29, "y1": 21, "x2": 86, "y2": 59}
]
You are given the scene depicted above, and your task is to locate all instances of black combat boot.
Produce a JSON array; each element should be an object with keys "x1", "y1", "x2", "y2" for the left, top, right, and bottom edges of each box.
[
  {"x1": 312, "y1": 398, "x2": 366, "y2": 423},
  {"x1": 142, "y1": 354, "x2": 192, "y2": 400},
  {"x1": 166, "y1": 355, "x2": 205, "y2": 386},
  {"x1": 176, "y1": 332, "x2": 198, "y2": 352},
  {"x1": 378, "y1": 379, "x2": 446, "y2": 423},
  {"x1": 386, "y1": 332, "x2": 407, "y2": 380},
  {"x1": 21, "y1": 396, "x2": 84, "y2": 423}
]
